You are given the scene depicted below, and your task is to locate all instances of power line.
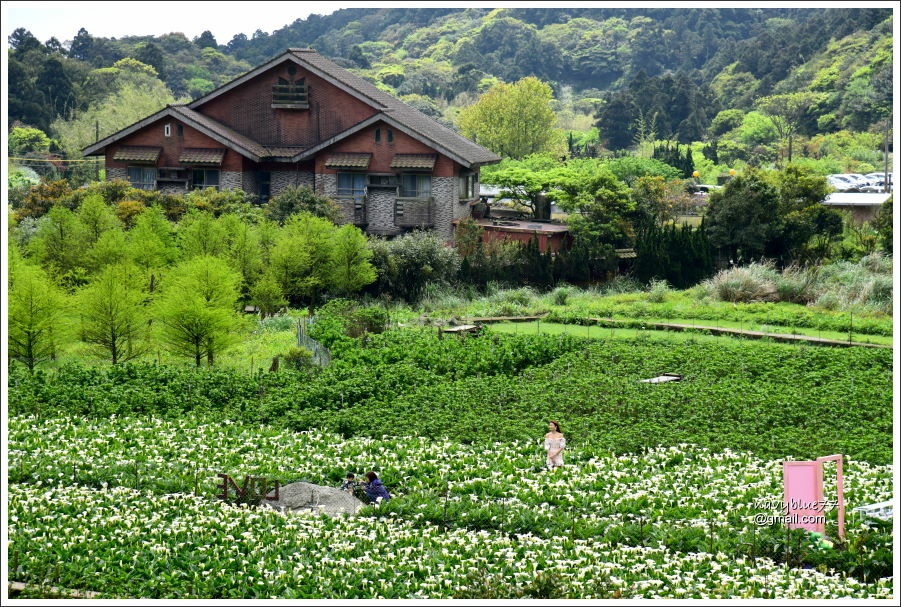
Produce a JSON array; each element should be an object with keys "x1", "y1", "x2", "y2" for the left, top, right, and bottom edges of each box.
[{"x1": 8, "y1": 157, "x2": 102, "y2": 163}]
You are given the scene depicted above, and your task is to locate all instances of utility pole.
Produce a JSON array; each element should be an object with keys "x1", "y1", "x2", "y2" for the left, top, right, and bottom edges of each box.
[{"x1": 883, "y1": 118, "x2": 891, "y2": 193}]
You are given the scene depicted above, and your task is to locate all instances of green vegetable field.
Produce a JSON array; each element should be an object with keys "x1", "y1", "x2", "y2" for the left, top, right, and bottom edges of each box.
[{"x1": 7, "y1": 328, "x2": 894, "y2": 598}]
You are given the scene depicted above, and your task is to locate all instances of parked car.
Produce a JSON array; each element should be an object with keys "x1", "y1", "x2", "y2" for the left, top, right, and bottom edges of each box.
[
  {"x1": 827, "y1": 174, "x2": 860, "y2": 192},
  {"x1": 861, "y1": 172, "x2": 893, "y2": 192}
]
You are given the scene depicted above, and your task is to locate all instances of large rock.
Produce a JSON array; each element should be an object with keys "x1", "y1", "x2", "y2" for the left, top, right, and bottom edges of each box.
[{"x1": 263, "y1": 482, "x2": 363, "y2": 516}]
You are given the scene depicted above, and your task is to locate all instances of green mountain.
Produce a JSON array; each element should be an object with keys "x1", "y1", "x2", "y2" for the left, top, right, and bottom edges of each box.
[{"x1": 7, "y1": 7, "x2": 893, "y2": 150}]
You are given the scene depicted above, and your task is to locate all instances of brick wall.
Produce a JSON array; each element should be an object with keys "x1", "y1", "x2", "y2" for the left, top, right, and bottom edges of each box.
[
  {"x1": 105, "y1": 117, "x2": 242, "y2": 171},
  {"x1": 194, "y1": 63, "x2": 378, "y2": 147}
]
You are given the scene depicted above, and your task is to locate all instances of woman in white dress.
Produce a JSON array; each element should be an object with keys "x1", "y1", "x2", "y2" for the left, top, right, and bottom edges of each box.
[{"x1": 544, "y1": 421, "x2": 566, "y2": 469}]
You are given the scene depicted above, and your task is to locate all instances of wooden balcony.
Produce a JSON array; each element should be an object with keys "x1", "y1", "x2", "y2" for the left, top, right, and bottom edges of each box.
[
  {"x1": 395, "y1": 197, "x2": 434, "y2": 227},
  {"x1": 271, "y1": 84, "x2": 309, "y2": 109}
]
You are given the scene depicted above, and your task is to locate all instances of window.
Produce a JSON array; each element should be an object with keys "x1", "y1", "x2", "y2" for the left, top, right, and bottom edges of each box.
[
  {"x1": 368, "y1": 174, "x2": 396, "y2": 186},
  {"x1": 164, "y1": 123, "x2": 171, "y2": 137},
  {"x1": 387, "y1": 129, "x2": 394, "y2": 143},
  {"x1": 176, "y1": 124, "x2": 184, "y2": 137},
  {"x1": 258, "y1": 171, "x2": 271, "y2": 203},
  {"x1": 459, "y1": 172, "x2": 476, "y2": 199},
  {"x1": 375, "y1": 128, "x2": 381, "y2": 143},
  {"x1": 337, "y1": 172, "x2": 366, "y2": 201},
  {"x1": 400, "y1": 174, "x2": 431, "y2": 198},
  {"x1": 127, "y1": 166, "x2": 156, "y2": 190},
  {"x1": 272, "y1": 77, "x2": 308, "y2": 108},
  {"x1": 192, "y1": 169, "x2": 220, "y2": 190}
]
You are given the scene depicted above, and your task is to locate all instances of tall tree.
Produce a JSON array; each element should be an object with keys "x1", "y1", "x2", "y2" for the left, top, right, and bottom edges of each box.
[
  {"x1": 458, "y1": 77, "x2": 560, "y2": 159},
  {"x1": 154, "y1": 256, "x2": 243, "y2": 367},
  {"x1": 330, "y1": 224, "x2": 376, "y2": 295},
  {"x1": 194, "y1": 30, "x2": 218, "y2": 49},
  {"x1": 76, "y1": 263, "x2": 147, "y2": 364},
  {"x1": 8, "y1": 264, "x2": 65, "y2": 372},
  {"x1": 756, "y1": 92, "x2": 824, "y2": 163},
  {"x1": 705, "y1": 168, "x2": 781, "y2": 261}
]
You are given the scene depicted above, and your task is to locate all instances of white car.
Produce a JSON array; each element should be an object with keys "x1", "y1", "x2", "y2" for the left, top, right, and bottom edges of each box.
[
  {"x1": 861, "y1": 172, "x2": 892, "y2": 192},
  {"x1": 827, "y1": 175, "x2": 859, "y2": 192}
]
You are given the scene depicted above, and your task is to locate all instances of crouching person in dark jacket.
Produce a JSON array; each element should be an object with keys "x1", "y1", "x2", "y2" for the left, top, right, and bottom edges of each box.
[{"x1": 361, "y1": 471, "x2": 391, "y2": 502}]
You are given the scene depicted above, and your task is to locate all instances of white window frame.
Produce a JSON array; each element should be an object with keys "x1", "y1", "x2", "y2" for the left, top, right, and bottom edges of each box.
[{"x1": 164, "y1": 123, "x2": 171, "y2": 137}]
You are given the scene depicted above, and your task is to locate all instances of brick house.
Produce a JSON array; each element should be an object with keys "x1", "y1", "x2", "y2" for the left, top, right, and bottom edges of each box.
[{"x1": 83, "y1": 48, "x2": 500, "y2": 239}]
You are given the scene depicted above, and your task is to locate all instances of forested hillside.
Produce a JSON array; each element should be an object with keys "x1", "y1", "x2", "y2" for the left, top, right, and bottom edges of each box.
[{"x1": 7, "y1": 7, "x2": 893, "y2": 166}]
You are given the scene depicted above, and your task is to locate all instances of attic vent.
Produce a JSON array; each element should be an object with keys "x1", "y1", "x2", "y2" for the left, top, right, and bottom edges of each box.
[{"x1": 272, "y1": 77, "x2": 308, "y2": 109}]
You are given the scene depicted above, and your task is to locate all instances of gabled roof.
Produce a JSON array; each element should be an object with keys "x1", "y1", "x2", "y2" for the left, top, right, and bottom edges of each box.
[
  {"x1": 84, "y1": 49, "x2": 501, "y2": 168},
  {"x1": 82, "y1": 105, "x2": 269, "y2": 161},
  {"x1": 190, "y1": 48, "x2": 501, "y2": 168}
]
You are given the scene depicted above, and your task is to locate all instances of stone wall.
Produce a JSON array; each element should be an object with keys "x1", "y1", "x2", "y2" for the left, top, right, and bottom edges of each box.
[
  {"x1": 242, "y1": 171, "x2": 257, "y2": 198},
  {"x1": 317, "y1": 172, "x2": 337, "y2": 198},
  {"x1": 106, "y1": 167, "x2": 127, "y2": 182},
  {"x1": 432, "y1": 176, "x2": 461, "y2": 240},
  {"x1": 159, "y1": 183, "x2": 188, "y2": 195},
  {"x1": 367, "y1": 185, "x2": 401, "y2": 236},
  {"x1": 272, "y1": 170, "x2": 314, "y2": 196},
  {"x1": 221, "y1": 171, "x2": 243, "y2": 191}
]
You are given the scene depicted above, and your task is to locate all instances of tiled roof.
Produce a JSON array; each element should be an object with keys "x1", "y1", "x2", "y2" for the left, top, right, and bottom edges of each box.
[
  {"x1": 264, "y1": 146, "x2": 306, "y2": 158},
  {"x1": 86, "y1": 50, "x2": 501, "y2": 168},
  {"x1": 113, "y1": 146, "x2": 161, "y2": 162},
  {"x1": 391, "y1": 154, "x2": 437, "y2": 169},
  {"x1": 169, "y1": 106, "x2": 269, "y2": 159},
  {"x1": 324, "y1": 153, "x2": 372, "y2": 168},
  {"x1": 179, "y1": 148, "x2": 226, "y2": 164},
  {"x1": 290, "y1": 50, "x2": 500, "y2": 167}
]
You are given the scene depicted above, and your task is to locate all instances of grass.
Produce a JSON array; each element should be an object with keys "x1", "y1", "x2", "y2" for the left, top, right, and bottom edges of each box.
[{"x1": 486, "y1": 321, "x2": 892, "y2": 346}]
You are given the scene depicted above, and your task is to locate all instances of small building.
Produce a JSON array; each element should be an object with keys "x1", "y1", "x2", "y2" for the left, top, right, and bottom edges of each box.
[
  {"x1": 82, "y1": 48, "x2": 500, "y2": 240},
  {"x1": 822, "y1": 192, "x2": 891, "y2": 224},
  {"x1": 454, "y1": 218, "x2": 572, "y2": 253}
]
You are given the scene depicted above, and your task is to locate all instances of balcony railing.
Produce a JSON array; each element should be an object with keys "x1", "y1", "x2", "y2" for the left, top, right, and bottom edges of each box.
[
  {"x1": 272, "y1": 84, "x2": 309, "y2": 109},
  {"x1": 395, "y1": 196, "x2": 434, "y2": 227}
]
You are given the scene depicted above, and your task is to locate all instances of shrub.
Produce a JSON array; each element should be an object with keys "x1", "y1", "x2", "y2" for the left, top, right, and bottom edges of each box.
[
  {"x1": 551, "y1": 286, "x2": 572, "y2": 306},
  {"x1": 646, "y1": 279, "x2": 671, "y2": 303},
  {"x1": 705, "y1": 263, "x2": 779, "y2": 303},
  {"x1": 345, "y1": 306, "x2": 389, "y2": 337},
  {"x1": 281, "y1": 346, "x2": 314, "y2": 370},
  {"x1": 266, "y1": 186, "x2": 342, "y2": 224}
]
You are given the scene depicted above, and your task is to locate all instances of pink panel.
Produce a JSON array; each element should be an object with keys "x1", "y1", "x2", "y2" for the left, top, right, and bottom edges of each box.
[{"x1": 783, "y1": 461, "x2": 825, "y2": 534}]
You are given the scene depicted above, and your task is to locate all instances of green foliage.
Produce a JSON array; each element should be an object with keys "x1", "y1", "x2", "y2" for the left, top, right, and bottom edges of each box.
[
  {"x1": 458, "y1": 77, "x2": 560, "y2": 159},
  {"x1": 634, "y1": 222, "x2": 714, "y2": 289},
  {"x1": 75, "y1": 263, "x2": 148, "y2": 364},
  {"x1": 603, "y1": 156, "x2": 681, "y2": 187},
  {"x1": 705, "y1": 168, "x2": 781, "y2": 261},
  {"x1": 249, "y1": 273, "x2": 288, "y2": 318},
  {"x1": 153, "y1": 256, "x2": 245, "y2": 366},
  {"x1": 8, "y1": 263, "x2": 66, "y2": 372},
  {"x1": 8, "y1": 126, "x2": 55, "y2": 157},
  {"x1": 367, "y1": 230, "x2": 461, "y2": 302},
  {"x1": 8, "y1": 330, "x2": 893, "y2": 465},
  {"x1": 280, "y1": 346, "x2": 315, "y2": 371},
  {"x1": 265, "y1": 186, "x2": 343, "y2": 224},
  {"x1": 872, "y1": 196, "x2": 891, "y2": 255}
]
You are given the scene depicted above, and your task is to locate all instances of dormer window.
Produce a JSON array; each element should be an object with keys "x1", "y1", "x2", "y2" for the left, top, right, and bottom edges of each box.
[{"x1": 272, "y1": 77, "x2": 309, "y2": 109}]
